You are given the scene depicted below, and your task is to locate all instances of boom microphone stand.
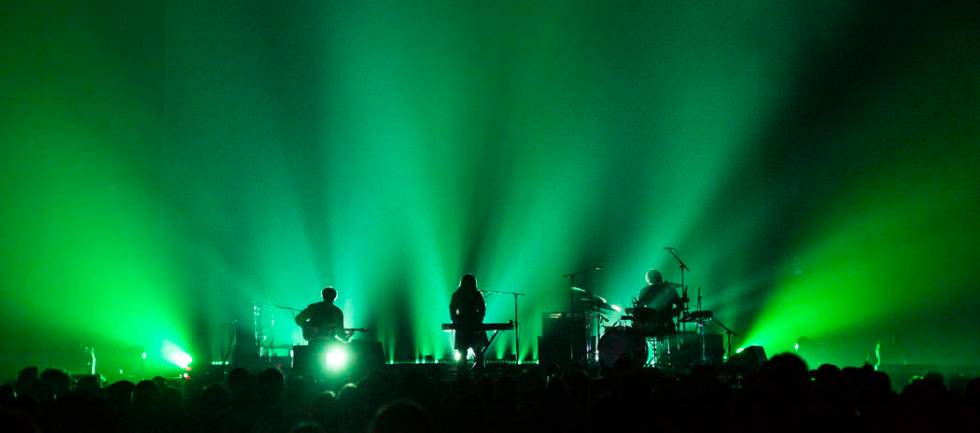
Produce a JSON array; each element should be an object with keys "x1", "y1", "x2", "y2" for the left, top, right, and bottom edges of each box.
[{"x1": 664, "y1": 248, "x2": 689, "y2": 331}]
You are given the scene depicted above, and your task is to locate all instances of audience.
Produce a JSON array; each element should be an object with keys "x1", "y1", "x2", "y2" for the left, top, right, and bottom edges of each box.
[{"x1": 1, "y1": 354, "x2": 978, "y2": 433}]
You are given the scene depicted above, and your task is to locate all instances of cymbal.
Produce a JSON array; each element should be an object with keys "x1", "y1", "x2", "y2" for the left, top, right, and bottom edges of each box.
[{"x1": 579, "y1": 298, "x2": 615, "y2": 311}]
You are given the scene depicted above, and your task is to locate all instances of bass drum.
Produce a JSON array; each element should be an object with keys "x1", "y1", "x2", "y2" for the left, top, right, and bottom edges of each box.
[{"x1": 598, "y1": 327, "x2": 648, "y2": 368}]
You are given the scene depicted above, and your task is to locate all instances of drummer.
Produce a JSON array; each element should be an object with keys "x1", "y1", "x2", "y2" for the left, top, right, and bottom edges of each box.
[{"x1": 635, "y1": 269, "x2": 682, "y2": 314}]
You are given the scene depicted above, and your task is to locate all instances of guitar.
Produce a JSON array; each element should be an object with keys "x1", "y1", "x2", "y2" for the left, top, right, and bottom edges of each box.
[
  {"x1": 302, "y1": 324, "x2": 340, "y2": 342},
  {"x1": 302, "y1": 325, "x2": 373, "y2": 342}
]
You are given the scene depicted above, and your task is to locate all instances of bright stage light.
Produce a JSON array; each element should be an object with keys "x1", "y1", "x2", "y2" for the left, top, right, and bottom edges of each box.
[
  {"x1": 325, "y1": 345, "x2": 349, "y2": 372},
  {"x1": 451, "y1": 349, "x2": 476, "y2": 362},
  {"x1": 161, "y1": 340, "x2": 192, "y2": 370}
]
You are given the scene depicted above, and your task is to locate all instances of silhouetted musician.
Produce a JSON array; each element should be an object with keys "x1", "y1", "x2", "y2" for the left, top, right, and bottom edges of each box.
[
  {"x1": 636, "y1": 270, "x2": 681, "y2": 310},
  {"x1": 295, "y1": 286, "x2": 344, "y2": 343},
  {"x1": 634, "y1": 269, "x2": 682, "y2": 333},
  {"x1": 449, "y1": 274, "x2": 488, "y2": 370}
]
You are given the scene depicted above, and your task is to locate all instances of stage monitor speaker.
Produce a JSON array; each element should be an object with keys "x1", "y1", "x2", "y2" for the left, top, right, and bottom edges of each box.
[
  {"x1": 538, "y1": 336, "x2": 565, "y2": 368},
  {"x1": 541, "y1": 312, "x2": 587, "y2": 338},
  {"x1": 539, "y1": 312, "x2": 589, "y2": 365},
  {"x1": 292, "y1": 340, "x2": 385, "y2": 379},
  {"x1": 291, "y1": 345, "x2": 317, "y2": 377},
  {"x1": 232, "y1": 326, "x2": 260, "y2": 368}
]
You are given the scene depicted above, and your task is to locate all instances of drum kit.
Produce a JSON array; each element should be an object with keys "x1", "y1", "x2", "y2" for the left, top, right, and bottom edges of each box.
[{"x1": 567, "y1": 249, "x2": 738, "y2": 369}]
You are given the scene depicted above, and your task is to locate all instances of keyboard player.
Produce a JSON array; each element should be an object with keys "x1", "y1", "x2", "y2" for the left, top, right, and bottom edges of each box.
[{"x1": 449, "y1": 274, "x2": 488, "y2": 372}]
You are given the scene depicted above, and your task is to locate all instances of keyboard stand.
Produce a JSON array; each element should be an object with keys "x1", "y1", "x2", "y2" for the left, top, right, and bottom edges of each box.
[{"x1": 482, "y1": 329, "x2": 503, "y2": 357}]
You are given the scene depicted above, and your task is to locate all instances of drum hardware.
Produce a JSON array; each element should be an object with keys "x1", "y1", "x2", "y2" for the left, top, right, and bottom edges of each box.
[
  {"x1": 563, "y1": 253, "x2": 742, "y2": 368},
  {"x1": 576, "y1": 288, "x2": 616, "y2": 361},
  {"x1": 564, "y1": 266, "x2": 604, "y2": 361},
  {"x1": 253, "y1": 301, "x2": 305, "y2": 361},
  {"x1": 680, "y1": 309, "x2": 738, "y2": 362},
  {"x1": 664, "y1": 247, "x2": 691, "y2": 331},
  {"x1": 608, "y1": 249, "x2": 740, "y2": 367}
]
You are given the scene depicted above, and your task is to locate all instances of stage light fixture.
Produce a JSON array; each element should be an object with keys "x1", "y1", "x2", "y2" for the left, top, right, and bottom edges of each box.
[
  {"x1": 161, "y1": 340, "x2": 193, "y2": 370},
  {"x1": 325, "y1": 345, "x2": 349, "y2": 372}
]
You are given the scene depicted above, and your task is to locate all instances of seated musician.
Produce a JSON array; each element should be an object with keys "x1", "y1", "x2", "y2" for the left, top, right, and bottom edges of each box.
[
  {"x1": 635, "y1": 270, "x2": 682, "y2": 330},
  {"x1": 449, "y1": 274, "x2": 488, "y2": 371},
  {"x1": 295, "y1": 286, "x2": 345, "y2": 344}
]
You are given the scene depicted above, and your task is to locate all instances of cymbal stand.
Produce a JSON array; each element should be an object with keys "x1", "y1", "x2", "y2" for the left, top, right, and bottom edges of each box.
[
  {"x1": 252, "y1": 301, "x2": 264, "y2": 360},
  {"x1": 563, "y1": 266, "x2": 603, "y2": 362},
  {"x1": 575, "y1": 287, "x2": 604, "y2": 362},
  {"x1": 256, "y1": 302, "x2": 303, "y2": 361},
  {"x1": 588, "y1": 304, "x2": 608, "y2": 363},
  {"x1": 696, "y1": 317, "x2": 707, "y2": 365}
]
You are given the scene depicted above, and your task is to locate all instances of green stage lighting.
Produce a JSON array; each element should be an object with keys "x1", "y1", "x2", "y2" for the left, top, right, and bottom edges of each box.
[
  {"x1": 1, "y1": 0, "x2": 976, "y2": 375},
  {"x1": 325, "y1": 345, "x2": 349, "y2": 372},
  {"x1": 161, "y1": 341, "x2": 193, "y2": 370}
]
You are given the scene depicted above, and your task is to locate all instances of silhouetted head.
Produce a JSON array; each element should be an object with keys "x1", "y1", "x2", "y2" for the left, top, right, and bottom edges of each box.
[
  {"x1": 645, "y1": 269, "x2": 663, "y2": 285},
  {"x1": 40, "y1": 368, "x2": 70, "y2": 398},
  {"x1": 759, "y1": 353, "x2": 810, "y2": 396},
  {"x1": 257, "y1": 368, "x2": 285, "y2": 402},
  {"x1": 15, "y1": 367, "x2": 39, "y2": 397},
  {"x1": 368, "y1": 399, "x2": 432, "y2": 433},
  {"x1": 226, "y1": 367, "x2": 249, "y2": 397},
  {"x1": 459, "y1": 274, "x2": 477, "y2": 291},
  {"x1": 322, "y1": 287, "x2": 338, "y2": 303}
]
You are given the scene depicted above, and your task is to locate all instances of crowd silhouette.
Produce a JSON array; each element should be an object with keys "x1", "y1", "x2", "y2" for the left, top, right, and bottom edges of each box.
[{"x1": 2, "y1": 353, "x2": 978, "y2": 433}]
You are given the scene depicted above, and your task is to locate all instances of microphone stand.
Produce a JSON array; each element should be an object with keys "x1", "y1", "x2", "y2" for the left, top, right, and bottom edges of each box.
[
  {"x1": 665, "y1": 248, "x2": 689, "y2": 331},
  {"x1": 697, "y1": 284, "x2": 705, "y2": 364},
  {"x1": 711, "y1": 318, "x2": 739, "y2": 361},
  {"x1": 481, "y1": 289, "x2": 526, "y2": 362}
]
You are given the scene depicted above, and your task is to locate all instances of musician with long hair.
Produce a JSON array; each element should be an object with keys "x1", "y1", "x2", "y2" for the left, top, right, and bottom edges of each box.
[{"x1": 449, "y1": 274, "x2": 488, "y2": 371}]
